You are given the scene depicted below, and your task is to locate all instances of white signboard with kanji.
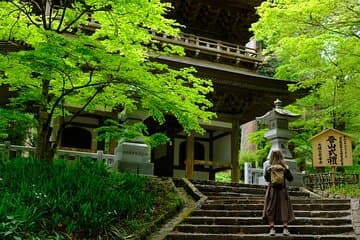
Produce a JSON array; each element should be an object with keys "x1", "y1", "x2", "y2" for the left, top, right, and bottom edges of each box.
[{"x1": 311, "y1": 128, "x2": 353, "y2": 167}]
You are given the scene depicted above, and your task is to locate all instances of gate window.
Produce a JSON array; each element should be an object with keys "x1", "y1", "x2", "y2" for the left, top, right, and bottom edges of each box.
[
  {"x1": 179, "y1": 141, "x2": 205, "y2": 167},
  {"x1": 61, "y1": 127, "x2": 92, "y2": 149}
]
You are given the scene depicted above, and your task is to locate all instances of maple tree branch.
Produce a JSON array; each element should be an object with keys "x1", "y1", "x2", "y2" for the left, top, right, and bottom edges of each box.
[{"x1": 9, "y1": 0, "x2": 41, "y2": 28}]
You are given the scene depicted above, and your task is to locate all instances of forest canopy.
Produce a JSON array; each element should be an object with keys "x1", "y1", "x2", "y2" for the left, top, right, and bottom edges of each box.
[{"x1": 251, "y1": 0, "x2": 360, "y2": 162}]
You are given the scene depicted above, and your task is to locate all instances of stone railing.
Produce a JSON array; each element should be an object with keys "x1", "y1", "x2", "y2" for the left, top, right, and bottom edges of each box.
[
  {"x1": 244, "y1": 164, "x2": 359, "y2": 189},
  {"x1": 151, "y1": 31, "x2": 263, "y2": 65},
  {"x1": 0, "y1": 141, "x2": 115, "y2": 165},
  {"x1": 0, "y1": 141, "x2": 154, "y2": 175},
  {"x1": 244, "y1": 163, "x2": 266, "y2": 185},
  {"x1": 304, "y1": 172, "x2": 359, "y2": 191},
  {"x1": 244, "y1": 162, "x2": 306, "y2": 187}
]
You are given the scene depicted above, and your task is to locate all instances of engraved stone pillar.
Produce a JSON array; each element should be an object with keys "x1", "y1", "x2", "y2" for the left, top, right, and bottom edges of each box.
[{"x1": 113, "y1": 109, "x2": 154, "y2": 175}]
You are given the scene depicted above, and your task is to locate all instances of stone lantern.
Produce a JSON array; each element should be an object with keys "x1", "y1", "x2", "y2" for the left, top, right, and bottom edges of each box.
[{"x1": 256, "y1": 99, "x2": 303, "y2": 186}]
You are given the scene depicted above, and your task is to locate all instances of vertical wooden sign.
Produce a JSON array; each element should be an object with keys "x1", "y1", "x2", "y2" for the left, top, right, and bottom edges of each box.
[{"x1": 311, "y1": 128, "x2": 353, "y2": 167}]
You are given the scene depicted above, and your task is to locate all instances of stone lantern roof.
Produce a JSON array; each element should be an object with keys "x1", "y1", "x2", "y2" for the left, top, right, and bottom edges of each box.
[{"x1": 256, "y1": 99, "x2": 300, "y2": 124}]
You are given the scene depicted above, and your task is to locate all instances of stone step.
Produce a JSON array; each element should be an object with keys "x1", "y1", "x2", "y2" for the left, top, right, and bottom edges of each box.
[
  {"x1": 205, "y1": 195, "x2": 310, "y2": 202},
  {"x1": 194, "y1": 184, "x2": 309, "y2": 197},
  {"x1": 190, "y1": 180, "x2": 268, "y2": 189},
  {"x1": 201, "y1": 191, "x2": 309, "y2": 198},
  {"x1": 174, "y1": 224, "x2": 355, "y2": 235},
  {"x1": 191, "y1": 180, "x2": 304, "y2": 192},
  {"x1": 200, "y1": 203, "x2": 351, "y2": 211},
  {"x1": 165, "y1": 232, "x2": 357, "y2": 240},
  {"x1": 206, "y1": 198, "x2": 351, "y2": 205},
  {"x1": 183, "y1": 217, "x2": 352, "y2": 226},
  {"x1": 192, "y1": 181, "x2": 301, "y2": 190},
  {"x1": 204, "y1": 192, "x2": 265, "y2": 198},
  {"x1": 190, "y1": 210, "x2": 352, "y2": 218},
  {"x1": 164, "y1": 180, "x2": 357, "y2": 240}
]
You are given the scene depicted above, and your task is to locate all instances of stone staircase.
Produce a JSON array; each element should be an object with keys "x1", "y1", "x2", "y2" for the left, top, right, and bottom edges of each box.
[{"x1": 165, "y1": 180, "x2": 357, "y2": 240}]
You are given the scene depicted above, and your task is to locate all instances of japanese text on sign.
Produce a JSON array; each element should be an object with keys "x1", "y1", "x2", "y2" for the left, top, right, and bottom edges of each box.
[
  {"x1": 311, "y1": 128, "x2": 353, "y2": 167},
  {"x1": 327, "y1": 135, "x2": 337, "y2": 165}
]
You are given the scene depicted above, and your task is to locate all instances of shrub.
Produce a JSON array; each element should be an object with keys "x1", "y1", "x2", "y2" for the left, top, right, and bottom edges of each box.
[
  {"x1": 0, "y1": 108, "x2": 36, "y2": 145},
  {"x1": 216, "y1": 171, "x2": 232, "y2": 183},
  {"x1": 239, "y1": 151, "x2": 260, "y2": 168},
  {"x1": 0, "y1": 157, "x2": 182, "y2": 239},
  {"x1": 327, "y1": 183, "x2": 360, "y2": 197}
]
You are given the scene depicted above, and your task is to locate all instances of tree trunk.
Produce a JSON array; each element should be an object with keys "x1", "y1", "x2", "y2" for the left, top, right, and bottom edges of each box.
[
  {"x1": 35, "y1": 111, "x2": 55, "y2": 161},
  {"x1": 34, "y1": 79, "x2": 56, "y2": 162}
]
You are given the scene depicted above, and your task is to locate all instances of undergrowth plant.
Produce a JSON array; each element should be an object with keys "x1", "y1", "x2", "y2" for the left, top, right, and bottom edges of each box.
[
  {"x1": 0, "y1": 157, "x2": 182, "y2": 239},
  {"x1": 327, "y1": 183, "x2": 360, "y2": 197}
]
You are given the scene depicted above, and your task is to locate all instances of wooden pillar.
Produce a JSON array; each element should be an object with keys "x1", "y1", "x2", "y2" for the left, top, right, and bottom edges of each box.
[
  {"x1": 185, "y1": 134, "x2": 195, "y2": 179},
  {"x1": 209, "y1": 131, "x2": 215, "y2": 180},
  {"x1": 231, "y1": 120, "x2": 240, "y2": 182}
]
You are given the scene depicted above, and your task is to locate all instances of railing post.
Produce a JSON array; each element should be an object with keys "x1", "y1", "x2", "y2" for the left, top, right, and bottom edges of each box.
[
  {"x1": 4, "y1": 141, "x2": 10, "y2": 161},
  {"x1": 215, "y1": 53, "x2": 220, "y2": 62},
  {"x1": 16, "y1": 150, "x2": 21, "y2": 158},
  {"x1": 97, "y1": 150, "x2": 104, "y2": 162},
  {"x1": 244, "y1": 162, "x2": 252, "y2": 184},
  {"x1": 195, "y1": 49, "x2": 200, "y2": 57}
]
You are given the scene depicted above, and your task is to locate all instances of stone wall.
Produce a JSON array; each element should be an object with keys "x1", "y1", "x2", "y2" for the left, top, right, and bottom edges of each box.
[{"x1": 351, "y1": 199, "x2": 360, "y2": 239}]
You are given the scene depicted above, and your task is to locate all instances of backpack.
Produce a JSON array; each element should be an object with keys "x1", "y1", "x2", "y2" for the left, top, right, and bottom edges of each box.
[{"x1": 270, "y1": 164, "x2": 285, "y2": 186}]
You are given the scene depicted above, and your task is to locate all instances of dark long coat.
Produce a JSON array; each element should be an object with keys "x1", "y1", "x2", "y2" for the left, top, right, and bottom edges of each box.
[{"x1": 262, "y1": 166, "x2": 295, "y2": 224}]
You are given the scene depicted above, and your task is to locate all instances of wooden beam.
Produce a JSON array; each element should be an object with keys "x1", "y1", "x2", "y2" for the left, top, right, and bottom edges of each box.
[
  {"x1": 194, "y1": 160, "x2": 232, "y2": 168},
  {"x1": 213, "y1": 132, "x2": 230, "y2": 141},
  {"x1": 185, "y1": 135, "x2": 195, "y2": 179},
  {"x1": 175, "y1": 134, "x2": 210, "y2": 142}
]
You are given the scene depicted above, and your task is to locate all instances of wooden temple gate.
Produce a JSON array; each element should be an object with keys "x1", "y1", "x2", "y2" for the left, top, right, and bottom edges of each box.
[{"x1": 0, "y1": 0, "x2": 307, "y2": 182}]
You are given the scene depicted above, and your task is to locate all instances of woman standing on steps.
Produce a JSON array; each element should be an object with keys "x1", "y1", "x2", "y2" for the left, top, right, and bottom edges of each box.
[{"x1": 262, "y1": 150, "x2": 295, "y2": 236}]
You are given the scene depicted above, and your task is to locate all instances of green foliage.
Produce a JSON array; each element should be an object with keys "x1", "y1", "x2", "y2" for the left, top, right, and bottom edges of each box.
[
  {"x1": 342, "y1": 163, "x2": 360, "y2": 174},
  {"x1": 327, "y1": 183, "x2": 360, "y2": 197},
  {"x1": 215, "y1": 171, "x2": 232, "y2": 183},
  {"x1": 239, "y1": 151, "x2": 260, "y2": 168},
  {"x1": 256, "y1": 56, "x2": 280, "y2": 77},
  {"x1": 352, "y1": 138, "x2": 360, "y2": 164},
  {"x1": 252, "y1": 0, "x2": 360, "y2": 87},
  {"x1": 252, "y1": 0, "x2": 360, "y2": 167},
  {"x1": 0, "y1": 157, "x2": 183, "y2": 239},
  {"x1": 0, "y1": 0, "x2": 215, "y2": 160},
  {"x1": 238, "y1": 151, "x2": 260, "y2": 181},
  {"x1": 0, "y1": 108, "x2": 36, "y2": 144},
  {"x1": 247, "y1": 127, "x2": 271, "y2": 162},
  {"x1": 97, "y1": 119, "x2": 169, "y2": 148},
  {"x1": 285, "y1": 103, "x2": 323, "y2": 168}
]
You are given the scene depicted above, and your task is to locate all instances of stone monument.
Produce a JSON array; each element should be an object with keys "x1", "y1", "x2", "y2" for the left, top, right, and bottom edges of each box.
[
  {"x1": 256, "y1": 99, "x2": 304, "y2": 186},
  {"x1": 113, "y1": 109, "x2": 154, "y2": 175}
]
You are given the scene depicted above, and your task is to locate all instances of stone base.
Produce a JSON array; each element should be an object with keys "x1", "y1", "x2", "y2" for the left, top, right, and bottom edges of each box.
[
  {"x1": 287, "y1": 172, "x2": 305, "y2": 187},
  {"x1": 257, "y1": 176, "x2": 267, "y2": 186},
  {"x1": 117, "y1": 161, "x2": 154, "y2": 176},
  {"x1": 284, "y1": 159, "x2": 298, "y2": 171},
  {"x1": 284, "y1": 159, "x2": 304, "y2": 187}
]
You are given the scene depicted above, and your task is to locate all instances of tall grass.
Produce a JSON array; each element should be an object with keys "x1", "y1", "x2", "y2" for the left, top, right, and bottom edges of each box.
[{"x1": 0, "y1": 157, "x2": 181, "y2": 239}]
